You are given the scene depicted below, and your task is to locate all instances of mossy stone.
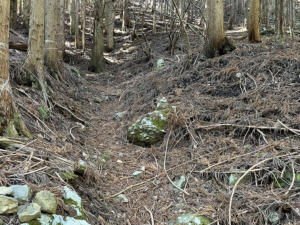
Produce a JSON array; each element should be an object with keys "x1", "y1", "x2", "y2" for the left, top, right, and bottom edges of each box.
[{"x1": 169, "y1": 213, "x2": 211, "y2": 225}]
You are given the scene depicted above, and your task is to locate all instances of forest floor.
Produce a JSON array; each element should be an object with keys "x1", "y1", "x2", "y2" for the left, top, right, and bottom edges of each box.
[{"x1": 3, "y1": 6, "x2": 300, "y2": 225}]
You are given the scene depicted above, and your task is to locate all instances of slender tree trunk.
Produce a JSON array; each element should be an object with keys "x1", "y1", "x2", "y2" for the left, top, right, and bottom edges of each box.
[
  {"x1": 203, "y1": 0, "x2": 234, "y2": 58},
  {"x1": 275, "y1": 0, "x2": 287, "y2": 37},
  {"x1": 105, "y1": 0, "x2": 115, "y2": 51},
  {"x1": 122, "y1": 0, "x2": 130, "y2": 29},
  {"x1": 19, "y1": 0, "x2": 22, "y2": 15},
  {"x1": 45, "y1": 0, "x2": 62, "y2": 81},
  {"x1": 153, "y1": 0, "x2": 157, "y2": 33},
  {"x1": 88, "y1": 0, "x2": 105, "y2": 72},
  {"x1": 248, "y1": 0, "x2": 260, "y2": 42},
  {"x1": 81, "y1": 0, "x2": 86, "y2": 51},
  {"x1": 23, "y1": 0, "x2": 30, "y2": 28},
  {"x1": 57, "y1": 0, "x2": 66, "y2": 61},
  {"x1": 66, "y1": 0, "x2": 70, "y2": 11},
  {"x1": 10, "y1": 0, "x2": 18, "y2": 29},
  {"x1": 291, "y1": 0, "x2": 295, "y2": 27},
  {"x1": 70, "y1": 0, "x2": 76, "y2": 34},
  {"x1": 75, "y1": 0, "x2": 80, "y2": 48}
]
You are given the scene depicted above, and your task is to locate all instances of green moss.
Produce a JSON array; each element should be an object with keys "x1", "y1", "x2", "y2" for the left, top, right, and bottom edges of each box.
[
  {"x1": 151, "y1": 115, "x2": 168, "y2": 131},
  {"x1": 27, "y1": 221, "x2": 42, "y2": 225},
  {"x1": 38, "y1": 106, "x2": 50, "y2": 119},
  {"x1": 61, "y1": 171, "x2": 78, "y2": 181},
  {"x1": 0, "y1": 117, "x2": 6, "y2": 124},
  {"x1": 71, "y1": 68, "x2": 80, "y2": 77},
  {"x1": 5, "y1": 123, "x2": 18, "y2": 138},
  {"x1": 63, "y1": 198, "x2": 86, "y2": 220},
  {"x1": 157, "y1": 108, "x2": 169, "y2": 117},
  {"x1": 103, "y1": 150, "x2": 112, "y2": 161},
  {"x1": 96, "y1": 68, "x2": 102, "y2": 73},
  {"x1": 272, "y1": 172, "x2": 300, "y2": 188}
]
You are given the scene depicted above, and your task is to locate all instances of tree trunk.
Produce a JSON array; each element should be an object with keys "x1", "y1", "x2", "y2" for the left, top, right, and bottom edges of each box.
[
  {"x1": 248, "y1": 0, "x2": 260, "y2": 42},
  {"x1": 291, "y1": 0, "x2": 295, "y2": 28},
  {"x1": 0, "y1": 0, "x2": 32, "y2": 138},
  {"x1": 10, "y1": 0, "x2": 18, "y2": 29},
  {"x1": 105, "y1": 0, "x2": 115, "y2": 52},
  {"x1": 57, "y1": 0, "x2": 66, "y2": 61},
  {"x1": 81, "y1": 0, "x2": 86, "y2": 51},
  {"x1": 75, "y1": 0, "x2": 80, "y2": 48},
  {"x1": 23, "y1": 0, "x2": 45, "y2": 89},
  {"x1": 45, "y1": 0, "x2": 62, "y2": 81},
  {"x1": 153, "y1": 0, "x2": 156, "y2": 33},
  {"x1": 19, "y1": 0, "x2": 22, "y2": 15},
  {"x1": 275, "y1": 0, "x2": 287, "y2": 37},
  {"x1": 88, "y1": 0, "x2": 105, "y2": 72},
  {"x1": 23, "y1": 0, "x2": 31, "y2": 28},
  {"x1": 70, "y1": 0, "x2": 76, "y2": 34},
  {"x1": 66, "y1": 0, "x2": 70, "y2": 11},
  {"x1": 122, "y1": 0, "x2": 130, "y2": 29},
  {"x1": 203, "y1": 0, "x2": 235, "y2": 58}
]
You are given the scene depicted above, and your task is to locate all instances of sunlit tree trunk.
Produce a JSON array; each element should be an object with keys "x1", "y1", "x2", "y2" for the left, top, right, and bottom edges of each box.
[
  {"x1": 75, "y1": 0, "x2": 80, "y2": 48},
  {"x1": 153, "y1": 0, "x2": 157, "y2": 33},
  {"x1": 70, "y1": 0, "x2": 76, "y2": 34},
  {"x1": 19, "y1": 0, "x2": 22, "y2": 15},
  {"x1": 275, "y1": 0, "x2": 287, "y2": 37},
  {"x1": 0, "y1": 0, "x2": 31, "y2": 138},
  {"x1": 23, "y1": 0, "x2": 45, "y2": 88},
  {"x1": 66, "y1": 0, "x2": 70, "y2": 11},
  {"x1": 45, "y1": 0, "x2": 63, "y2": 81},
  {"x1": 10, "y1": 0, "x2": 18, "y2": 29},
  {"x1": 105, "y1": 0, "x2": 115, "y2": 51},
  {"x1": 248, "y1": 0, "x2": 260, "y2": 42},
  {"x1": 122, "y1": 0, "x2": 130, "y2": 29},
  {"x1": 88, "y1": 0, "x2": 105, "y2": 72},
  {"x1": 23, "y1": 0, "x2": 31, "y2": 28},
  {"x1": 81, "y1": 0, "x2": 86, "y2": 51}
]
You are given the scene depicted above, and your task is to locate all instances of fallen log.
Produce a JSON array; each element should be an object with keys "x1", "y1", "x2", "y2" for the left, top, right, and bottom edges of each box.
[{"x1": 9, "y1": 42, "x2": 28, "y2": 51}]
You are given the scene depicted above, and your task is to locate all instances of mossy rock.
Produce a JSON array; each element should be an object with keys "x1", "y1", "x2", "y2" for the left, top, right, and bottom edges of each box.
[
  {"x1": 60, "y1": 171, "x2": 79, "y2": 181},
  {"x1": 127, "y1": 110, "x2": 168, "y2": 147},
  {"x1": 169, "y1": 213, "x2": 211, "y2": 225},
  {"x1": 272, "y1": 172, "x2": 300, "y2": 188},
  {"x1": 23, "y1": 213, "x2": 91, "y2": 225},
  {"x1": 62, "y1": 186, "x2": 85, "y2": 220},
  {"x1": 228, "y1": 172, "x2": 251, "y2": 186}
]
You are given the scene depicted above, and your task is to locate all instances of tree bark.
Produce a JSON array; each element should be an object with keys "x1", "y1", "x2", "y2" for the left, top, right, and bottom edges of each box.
[
  {"x1": 70, "y1": 0, "x2": 76, "y2": 34},
  {"x1": 153, "y1": 0, "x2": 156, "y2": 33},
  {"x1": 23, "y1": 0, "x2": 45, "y2": 89},
  {"x1": 10, "y1": 0, "x2": 18, "y2": 29},
  {"x1": 105, "y1": 0, "x2": 115, "y2": 51},
  {"x1": 275, "y1": 0, "x2": 287, "y2": 37},
  {"x1": 122, "y1": 0, "x2": 130, "y2": 29},
  {"x1": 248, "y1": 0, "x2": 260, "y2": 42},
  {"x1": 88, "y1": 0, "x2": 105, "y2": 72},
  {"x1": 23, "y1": 0, "x2": 31, "y2": 28},
  {"x1": 203, "y1": 0, "x2": 234, "y2": 58},
  {"x1": 75, "y1": 0, "x2": 80, "y2": 48},
  {"x1": 57, "y1": 0, "x2": 66, "y2": 62},
  {"x1": 19, "y1": 0, "x2": 22, "y2": 15},
  {"x1": 45, "y1": 0, "x2": 63, "y2": 81},
  {"x1": 81, "y1": 0, "x2": 86, "y2": 51}
]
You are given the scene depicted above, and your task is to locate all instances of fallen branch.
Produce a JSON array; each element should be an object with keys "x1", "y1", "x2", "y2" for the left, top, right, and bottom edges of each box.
[{"x1": 144, "y1": 206, "x2": 154, "y2": 225}]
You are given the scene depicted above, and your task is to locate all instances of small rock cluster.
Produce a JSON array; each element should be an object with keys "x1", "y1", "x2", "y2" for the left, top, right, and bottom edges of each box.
[{"x1": 0, "y1": 185, "x2": 90, "y2": 225}]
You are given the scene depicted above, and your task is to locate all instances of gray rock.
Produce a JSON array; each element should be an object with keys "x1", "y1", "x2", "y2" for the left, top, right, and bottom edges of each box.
[
  {"x1": 22, "y1": 213, "x2": 91, "y2": 225},
  {"x1": 157, "y1": 97, "x2": 169, "y2": 110},
  {"x1": 102, "y1": 94, "x2": 110, "y2": 101},
  {"x1": 228, "y1": 172, "x2": 251, "y2": 186},
  {"x1": 33, "y1": 190, "x2": 57, "y2": 214},
  {"x1": 17, "y1": 203, "x2": 41, "y2": 222},
  {"x1": 157, "y1": 59, "x2": 165, "y2": 68},
  {"x1": 0, "y1": 195, "x2": 18, "y2": 214},
  {"x1": 113, "y1": 111, "x2": 126, "y2": 121},
  {"x1": 132, "y1": 171, "x2": 143, "y2": 179},
  {"x1": 10, "y1": 185, "x2": 33, "y2": 205},
  {"x1": 269, "y1": 212, "x2": 280, "y2": 224},
  {"x1": 114, "y1": 194, "x2": 129, "y2": 203},
  {"x1": 74, "y1": 160, "x2": 86, "y2": 176},
  {"x1": 127, "y1": 109, "x2": 169, "y2": 146},
  {"x1": 169, "y1": 176, "x2": 186, "y2": 194},
  {"x1": 0, "y1": 186, "x2": 13, "y2": 196},
  {"x1": 62, "y1": 186, "x2": 85, "y2": 219},
  {"x1": 169, "y1": 213, "x2": 211, "y2": 225}
]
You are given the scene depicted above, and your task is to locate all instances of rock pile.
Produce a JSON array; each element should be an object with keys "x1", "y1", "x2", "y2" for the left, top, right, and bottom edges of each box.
[{"x1": 0, "y1": 185, "x2": 90, "y2": 225}]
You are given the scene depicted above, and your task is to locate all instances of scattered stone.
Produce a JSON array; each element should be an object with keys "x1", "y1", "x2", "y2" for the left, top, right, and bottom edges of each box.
[
  {"x1": 157, "y1": 97, "x2": 168, "y2": 110},
  {"x1": 17, "y1": 203, "x2": 41, "y2": 222},
  {"x1": 0, "y1": 195, "x2": 18, "y2": 214},
  {"x1": 82, "y1": 152, "x2": 89, "y2": 159},
  {"x1": 117, "y1": 160, "x2": 123, "y2": 164},
  {"x1": 22, "y1": 213, "x2": 91, "y2": 225},
  {"x1": 62, "y1": 186, "x2": 85, "y2": 219},
  {"x1": 132, "y1": 171, "x2": 143, "y2": 179},
  {"x1": 114, "y1": 194, "x2": 129, "y2": 203},
  {"x1": 127, "y1": 109, "x2": 169, "y2": 146},
  {"x1": 33, "y1": 190, "x2": 57, "y2": 214},
  {"x1": 94, "y1": 97, "x2": 103, "y2": 103},
  {"x1": 10, "y1": 185, "x2": 33, "y2": 205},
  {"x1": 0, "y1": 186, "x2": 13, "y2": 196},
  {"x1": 113, "y1": 111, "x2": 126, "y2": 121},
  {"x1": 157, "y1": 59, "x2": 165, "y2": 68},
  {"x1": 74, "y1": 160, "x2": 86, "y2": 176},
  {"x1": 268, "y1": 212, "x2": 280, "y2": 224},
  {"x1": 169, "y1": 176, "x2": 186, "y2": 194},
  {"x1": 169, "y1": 213, "x2": 211, "y2": 225},
  {"x1": 102, "y1": 94, "x2": 110, "y2": 101},
  {"x1": 228, "y1": 172, "x2": 251, "y2": 186}
]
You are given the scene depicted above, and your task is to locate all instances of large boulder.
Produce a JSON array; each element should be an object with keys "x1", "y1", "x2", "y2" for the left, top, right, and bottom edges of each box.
[
  {"x1": 127, "y1": 97, "x2": 169, "y2": 147},
  {"x1": 62, "y1": 186, "x2": 85, "y2": 219},
  {"x1": 10, "y1": 185, "x2": 33, "y2": 205},
  {"x1": 17, "y1": 203, "x2": 41, "y2": 222},
  {"x1": 0, "y1": 195, "x2": 18, "y2": 214},
  {"x1": 33, "y1": 190, "x2": 57, "y2": 214}
]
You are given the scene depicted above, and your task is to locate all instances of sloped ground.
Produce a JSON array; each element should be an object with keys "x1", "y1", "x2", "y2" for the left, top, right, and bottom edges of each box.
[{"x1": 2, "y1": 6, "x2": 300, "y2": 225}]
